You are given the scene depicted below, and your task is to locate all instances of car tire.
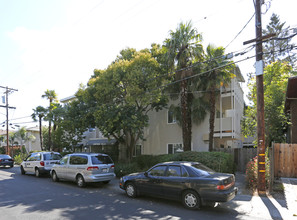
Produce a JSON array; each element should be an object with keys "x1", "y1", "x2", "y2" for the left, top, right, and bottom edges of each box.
[
  {"x1": 20, "y1": 166, "x2": 26, "y2": 175},
  {"x1": 76, "y1": 175, "x2": 86, "y2": 188},
  {"x1": 125, "y1": 182, "x2": 137, "y2": 198},
  {"x1": 52, "y1": 171, "x2": 59, "y2": 182},
  {"x1": 182, "y1": 190, "x2": 201, "y2": 210},
  {"x1": 35, "y1": 168, "x2": 41, "y2": 178}
]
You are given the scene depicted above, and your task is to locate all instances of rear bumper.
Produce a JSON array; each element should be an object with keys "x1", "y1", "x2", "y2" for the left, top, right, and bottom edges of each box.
[
  {"x1": 84, "y1": 173, "x2": 116, "y2": 183},
  {"x1": 0, "y1": 162, "x2": 14, "y2": 166},
  {"x1": 202, "y1": 187, "x2": 238, "y2": 203}
]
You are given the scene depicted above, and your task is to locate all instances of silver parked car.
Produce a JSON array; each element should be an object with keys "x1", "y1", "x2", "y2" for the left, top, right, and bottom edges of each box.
[
  {"x1": 50, "y1": 153, "x2": 115, "y2": 187},
  {"x1": 20, "y1": 151, "x2": 62, "y2": 177}
]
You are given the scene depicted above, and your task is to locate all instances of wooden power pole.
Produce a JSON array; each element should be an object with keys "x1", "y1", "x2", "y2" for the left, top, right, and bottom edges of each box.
[
  {"x1": 0, "y1": 86, "x2": 17, "y2": 155},
  {"x1": 243, "y1": 0, "x2": 268, "y2": 195},
  {"x1": 255, "y1": 0, "x2": 266, "y2": 195}
]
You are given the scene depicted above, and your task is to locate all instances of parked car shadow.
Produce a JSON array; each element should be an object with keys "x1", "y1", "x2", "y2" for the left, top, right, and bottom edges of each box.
[{"x1": 0, "y1": 168, "x2": 246, "y2": 220}]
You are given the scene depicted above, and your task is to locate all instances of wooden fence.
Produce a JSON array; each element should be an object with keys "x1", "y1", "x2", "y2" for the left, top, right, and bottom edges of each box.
[
  {"x1": 214, "y1": 148, "x2": 257, "y2": 172},
  {"x1": 273, "y1": 143, "x2": 297, "y2": 178}
]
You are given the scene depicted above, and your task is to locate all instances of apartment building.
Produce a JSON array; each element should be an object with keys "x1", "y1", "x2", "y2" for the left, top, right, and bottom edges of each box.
[{"x1": 140, "y1": 68, "x2": 245, "y2": 155}]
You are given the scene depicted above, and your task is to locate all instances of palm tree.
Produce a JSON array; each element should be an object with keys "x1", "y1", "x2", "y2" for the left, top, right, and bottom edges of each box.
[
  {"x1": 32, "y1": 106, "x2": 47, "y2": 151},
  {"x1": 165, "y1": 21, "x2": 203, "y2": 151},
  {"x1": 42, "y1": 90, "x2": 58, "y2": 151},
  {"x1": 201, "y1": 44, "x2": 235, "y2": 151}
]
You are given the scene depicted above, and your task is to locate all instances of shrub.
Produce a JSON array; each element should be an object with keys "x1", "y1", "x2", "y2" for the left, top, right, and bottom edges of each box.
[
  {"x1": 115, "y1": 151, "x2": 235, "y2": 177},
  {"x1": 114, "y1": 162, "x2": 139, "y2": 177},
  {"x1": 246, "y1": 155, "x2": 270, "y2": 190},
  {"x1": 14, "y1": 153, "x2": 28, "y2": 165}
]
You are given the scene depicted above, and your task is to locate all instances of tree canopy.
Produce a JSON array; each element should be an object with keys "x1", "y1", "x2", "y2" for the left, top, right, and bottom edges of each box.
[
  {"x1": 242, "y1": 61, "x2": 293, "y2": 146},
  {"x1": 78, "y1": 47, "x2": 168, "y2": 160}
]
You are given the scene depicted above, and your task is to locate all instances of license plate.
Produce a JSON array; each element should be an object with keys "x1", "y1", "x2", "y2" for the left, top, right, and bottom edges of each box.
[{"x1": 102, "y1": 168, "x2": 108, "y2": 173}]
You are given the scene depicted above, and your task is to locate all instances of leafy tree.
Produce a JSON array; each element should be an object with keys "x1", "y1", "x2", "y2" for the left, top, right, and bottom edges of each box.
[
  {"x1": 82, "y1": 48, "x2": 167, "y2": 161},
  {"x1": 57, "y1": 97, "x2": 90, "y2": 151},
  {"x1": 263, "y1": 13, "x2": 296, "y2": 66},
  {"x1": 242, "y1": 62, "x2": 293, "y2": 147},
  {"x1": 42, "y1": 90, "x2": 58, "y2": 151},
  {"x1": 32, "y1": 106, "x2": 47, "y2": 150},
  {"x1": 164, "y1": 21, "x2": 203, "y2": 151},
  {"x1": 199, "y1": 44, "x2": 235, "y2": 151}
]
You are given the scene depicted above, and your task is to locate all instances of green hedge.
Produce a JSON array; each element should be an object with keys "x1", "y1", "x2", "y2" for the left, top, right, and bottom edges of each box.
[{"x1": 115, "y1": 151, "x2": 235, "y2": 177}]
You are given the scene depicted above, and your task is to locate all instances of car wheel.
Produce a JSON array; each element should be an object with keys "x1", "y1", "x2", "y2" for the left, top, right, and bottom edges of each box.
[
  {"x1": 52, "y1": 171, "x2": 59, "y2": 182},
  {"x1": 125, "y1": 182, "x2": 137, "y2": 198},
  {"x1": 76, "y1": 175, "x2": 86, "y2": 188},
  {"x1": 103, "y1": 180, "x2": 110, "y2": 184},
  {"x1": 182, "y1": 190, "x2": 201, "y2": 210},
  {"x1": 20, "y1": 166, "x2": 26, "y2": 175},
  {"x1": 35, "y1": 168, "x2": 41, "y2": 178}
]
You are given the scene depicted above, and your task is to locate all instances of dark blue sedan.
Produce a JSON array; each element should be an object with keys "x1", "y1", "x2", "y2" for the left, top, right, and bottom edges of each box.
[
  {"x1": 119, "y1": 161, "x2": 238, "y2": 209},
  {"x1": 0, "y1": 154, "x2": 14, "y2": 168}
]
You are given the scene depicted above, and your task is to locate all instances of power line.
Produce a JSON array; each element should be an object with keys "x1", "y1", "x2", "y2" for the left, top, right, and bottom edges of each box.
[{"x1": 225, "y1": 13, "x2": 255, "y2": 49}]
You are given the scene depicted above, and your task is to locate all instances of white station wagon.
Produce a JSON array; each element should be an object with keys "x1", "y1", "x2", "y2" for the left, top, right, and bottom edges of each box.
[{"x1": 50, "y1": 153, "x2": 115, "y2": 187}]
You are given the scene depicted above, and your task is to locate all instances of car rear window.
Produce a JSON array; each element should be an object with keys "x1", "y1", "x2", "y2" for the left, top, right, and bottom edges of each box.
[
  {"x1": 44, "y1": 153, "x2": 62, "y2": 160},
  {"x1": 91, "y1": 155, "x2": 113, "y2": 164},
  {"x1": 0, "y1": 155, "x2": 11, "y2": 159},
  {"x1": 189, "y1": 164, "x2": 215, "y2": 176}
]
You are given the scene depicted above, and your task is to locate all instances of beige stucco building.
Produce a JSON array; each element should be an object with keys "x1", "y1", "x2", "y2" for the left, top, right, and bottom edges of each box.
[{"x1": 139, "y1": 68, "x2": 245, "y2": 155}]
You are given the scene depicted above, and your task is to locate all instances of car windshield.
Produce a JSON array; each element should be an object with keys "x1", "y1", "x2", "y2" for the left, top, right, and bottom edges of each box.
[
  {"x1": 44, "y1": 153, "x2": 62, "y2": 160},
  {"x1": 91, "y1": 155, "x2": 113, "y2": 164},
  {"x1": 190, "y1": 163, "x2": 215, "y2": 176}
]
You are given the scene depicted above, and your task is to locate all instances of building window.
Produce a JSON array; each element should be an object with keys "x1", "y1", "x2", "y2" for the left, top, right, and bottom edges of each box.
[
  {"x1": 133, "y1": 145, "x2": 142, "y2": 157},
  {"x1": 168, "y1": 143, "x2": 183, "y2": 154},
  {"x1": 168, "y1": 110, "x2": 176, "y2": 124}
]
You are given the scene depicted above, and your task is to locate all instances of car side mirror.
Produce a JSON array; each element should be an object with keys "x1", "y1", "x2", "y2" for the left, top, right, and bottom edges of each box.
[{"x1": 144, "y1": 171, "x2": 148, "y2": 177}]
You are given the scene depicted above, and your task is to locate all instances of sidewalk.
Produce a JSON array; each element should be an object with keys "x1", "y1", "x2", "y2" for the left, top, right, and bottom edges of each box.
[{"x1": 227, "y1": 172, "x2": 297, "y2": 220}]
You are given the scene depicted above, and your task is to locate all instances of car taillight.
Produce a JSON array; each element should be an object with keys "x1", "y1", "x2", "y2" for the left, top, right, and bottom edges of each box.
[
  {"x1": 87, "y1": 166, "x2": 99, "y2": 171},
  {"x1": 111, "y1": 165, "x2": 115, "y2": 168},
  {"x1": 0, "y1": 159, "x2": 2, "y2": 162},
  {"x1": 40, "y1": 161, "x2": 45, "y2": 166},
  {"x1": 217, "y1": 182, "x2": 234, "y2": 190}
]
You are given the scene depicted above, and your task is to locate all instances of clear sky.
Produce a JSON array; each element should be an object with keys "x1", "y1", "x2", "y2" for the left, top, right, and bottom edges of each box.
[{"x1": 0, "y1": 0, "x2": 296, "y2": 129}]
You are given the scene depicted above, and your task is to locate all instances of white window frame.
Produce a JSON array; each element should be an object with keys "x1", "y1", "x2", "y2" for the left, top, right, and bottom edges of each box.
[{"x1": 167, "y1": 143, "x2": 183, "y2": 154}]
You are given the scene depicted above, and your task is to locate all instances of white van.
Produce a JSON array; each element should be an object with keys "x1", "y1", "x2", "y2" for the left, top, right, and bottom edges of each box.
[{"x1": 20, "y1": 152, "x2": 62, "y2": 177}]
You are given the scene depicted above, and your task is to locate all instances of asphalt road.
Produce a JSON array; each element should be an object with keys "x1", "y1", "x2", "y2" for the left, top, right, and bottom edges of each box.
[{"x1": 0, "y1": 166, "x2": 253, "y2": 220}]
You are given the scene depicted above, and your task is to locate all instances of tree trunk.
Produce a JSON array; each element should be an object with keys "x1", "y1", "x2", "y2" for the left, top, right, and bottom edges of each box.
[
  {"x1": 180, "y1": 75, "x2": 192, "y2": 151},
  {"x1": 48, "y1": 120, "x2": 52, "y2": 151},
  {"x1": 208, "y1": 75, "x2": 216, "y2": 152},
  {"x1": 39, "y1": 116, "x2": 43, "y2": 151}
]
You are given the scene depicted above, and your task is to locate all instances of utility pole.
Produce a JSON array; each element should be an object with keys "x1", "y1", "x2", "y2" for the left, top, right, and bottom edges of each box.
[
  {"x1": 243, "y1": 0, "x2": 267, "y2": 195},
  {"x1": 255, "y1": 0, "x2": 266, "y2": 195},
  {"x1": 0, "y1": 86, "x2": 17, "y2": 155}
]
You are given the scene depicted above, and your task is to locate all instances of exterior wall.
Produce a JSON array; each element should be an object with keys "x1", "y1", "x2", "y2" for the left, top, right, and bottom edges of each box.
[
  {"x1": 142, "y1": 100, "x2": 184, "y2": 155},
  {"x1": 22, "y1": 129, "x2": 42, "y2": 152}
]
